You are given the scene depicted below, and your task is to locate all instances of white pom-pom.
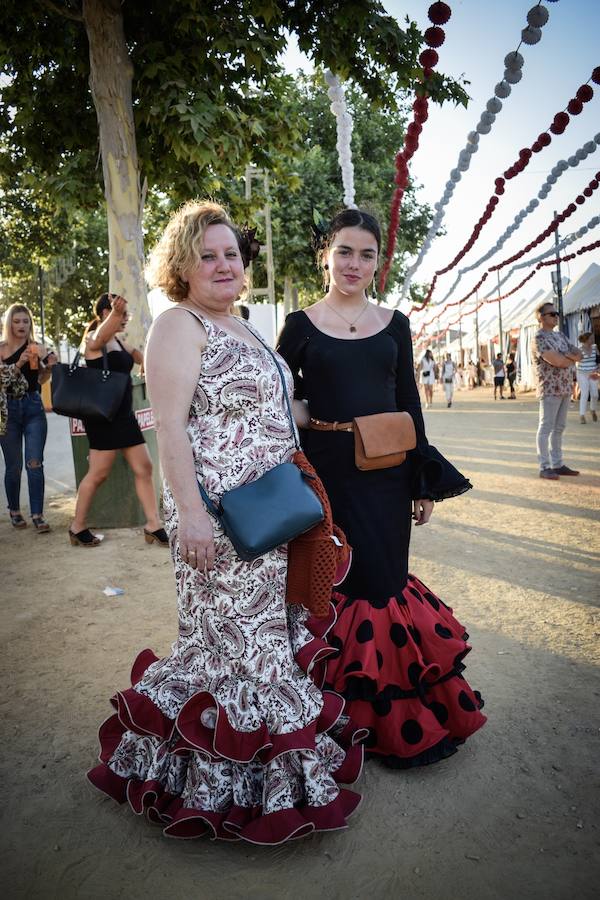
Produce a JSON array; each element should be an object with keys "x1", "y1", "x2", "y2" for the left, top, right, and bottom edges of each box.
[
  {"x1": 547, "y1": 174, "x2": 557, "y2": 184},
  {"x1": 480, "y1": 111, "x2": 496, "y2": 126},
  {"x1": 522, "y1": 25, "x2": 542, "y2": 44},
  {"x1": 466, "y1": 143, "x2": 478, "y2": 155},
  {"x1": 476, "y1": 122, "x2": 492, "y2": 135},
  {"x1": 324, "y1": 70, "x2": 338, "y2": 87},
  {"x1": 450, "y1": 169, "x2": 462, "y2": 182},
  {"x1": 584, "y1": 141, "x2": 596, "y2": 153},
  {"x1": 504, "y1": 68, "x2": 523, "y2": 85},
  {"x1": 487, "y1": 97, "x2": 503, "y2": 114},
  {"x1": 568, "y1": 155, "x2": 579, "y2": 167},
  {"x1": 495, "y1": 81, "x2": 511, "y2": 99},
  {"x1": 527, "y1": 6, "x2": 549, "y2": 28},
  {"x1": 467, "y1": 131, "x2": 480, "y2": 145},
  {"x1": 504, "y1": 51, "x2": 524, "y2": 71},
  {"x1": 576, "y1": 148, "x2": 587, "y2": 161},
  {"x1": 557, "y1": 160, "x2": 569, "y2": 172}
]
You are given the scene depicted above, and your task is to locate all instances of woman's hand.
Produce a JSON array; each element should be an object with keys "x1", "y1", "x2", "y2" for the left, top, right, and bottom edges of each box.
[
  {"x1": 110, "y1": 295, "x2": 128, "y2": 318},
  {"x1": 16, "y1": 348, "x2": 31, "y2": 368},
  {"x1": 413, "y1": 498, "x2": 434, "y2": 526},
  {"x1": 177, "y1": 512, "x2": 216, "y2": 571}
]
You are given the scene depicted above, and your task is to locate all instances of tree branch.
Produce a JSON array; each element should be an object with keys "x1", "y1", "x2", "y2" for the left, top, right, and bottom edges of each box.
[{"x1": 38, "y1": 0, "x2": 83, "y2": 23}]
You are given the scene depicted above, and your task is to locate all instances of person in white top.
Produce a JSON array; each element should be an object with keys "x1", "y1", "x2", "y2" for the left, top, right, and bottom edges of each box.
[
  {"x1": 576, "y1": 331, "x2": 599, "y2": 424},
  {"x1": 420, "y1": 349, "x2": 436, "y2": 408},
  {"x1": 440, "y1": 353, "x2": 456, "y2": 407}
]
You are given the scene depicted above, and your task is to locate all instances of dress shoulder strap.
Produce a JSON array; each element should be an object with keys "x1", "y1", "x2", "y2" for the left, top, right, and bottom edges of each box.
[{"x1": 165, "y1": 304, "x2": 216, "y2": 338}]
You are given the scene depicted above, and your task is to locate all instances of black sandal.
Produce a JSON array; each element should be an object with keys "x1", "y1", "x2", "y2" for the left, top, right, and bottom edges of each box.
[
  {"x1": 9, "y1": 512, "x2": 27, "y2": 529},
  {"x1": 32, "y1": 515, "x2": 51, "y2": 534},
  {"x1": 144, "y1": 527, "x2": 169, "y2": 546},
  {"x1": 69, "y1": 528, "x2": 100, "y2": 547}
]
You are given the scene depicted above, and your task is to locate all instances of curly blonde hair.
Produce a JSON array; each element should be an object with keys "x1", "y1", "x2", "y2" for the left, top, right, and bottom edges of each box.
[{"x1": 145, "y1": 200, "x2": 240, "y2": 302}]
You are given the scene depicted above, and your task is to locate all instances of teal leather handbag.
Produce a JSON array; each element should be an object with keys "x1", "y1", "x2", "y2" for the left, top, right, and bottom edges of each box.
[{"x1": 197, "y1": 324, "x2": 324, "y2": 561}]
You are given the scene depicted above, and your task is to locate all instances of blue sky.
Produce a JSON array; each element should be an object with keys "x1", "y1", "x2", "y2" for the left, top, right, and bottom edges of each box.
[{"x1": 283, "y1": 1, "x2": 600, "y2": 318}]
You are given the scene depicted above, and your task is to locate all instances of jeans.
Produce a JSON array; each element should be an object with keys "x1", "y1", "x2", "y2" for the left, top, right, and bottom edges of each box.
[
  {"x1": 577, "y1": 371, "x2": 598, "y2": 416},
  {"x1": 536, "y1": 394, "x2": 570, "y2": 470},
  {"x1": 443, "y1": 381, "x2": 454, "y2": 402},
  {"x1": 0, "y1": 392, "x2": 48, "y2": 515}
]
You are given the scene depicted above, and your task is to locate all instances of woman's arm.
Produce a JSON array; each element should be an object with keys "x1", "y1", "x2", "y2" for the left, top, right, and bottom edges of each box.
[
  {"x1": 86, "y1": 297, "x2": 128, "y2": 353},
  {"x1": 145, "y1": 310, "x2": 215, "y2": 570}
]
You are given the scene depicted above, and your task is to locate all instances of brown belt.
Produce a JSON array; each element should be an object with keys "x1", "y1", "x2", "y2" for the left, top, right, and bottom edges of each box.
[{"x1": 309, "y1": 417, "x2": 354, "y2": 433}]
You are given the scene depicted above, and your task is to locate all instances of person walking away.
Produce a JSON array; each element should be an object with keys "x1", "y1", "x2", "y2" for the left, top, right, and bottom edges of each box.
[
  {"x1": 506, "y1": 352, "x2": 517, "y2": 399},
  {"x1": 576, "y1": 331, "x2": 599, "y2": 424},
  {"x1": 441, "y1": 353, "x2": 456, "y2": 407},
  {"x1": 420, "y1": 349, "x2": 435, "y2": 408},
  {"x1": 0, "y1": 303, "x2": 57, "y2": 532},
  {"x1": 532, "y1": 302, "x2": 582, "y2": 480},
  {"x1": 69, "y1": 293, "x2": 167, "y2": 547},
  {"x1": 492, "y1": 353, "x2": 506, "y2": 400}
]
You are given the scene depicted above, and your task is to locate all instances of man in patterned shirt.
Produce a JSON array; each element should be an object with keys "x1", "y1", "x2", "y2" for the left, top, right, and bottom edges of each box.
[{"x1": 533, "y1": 302, "x2": 582, "y2": 480}]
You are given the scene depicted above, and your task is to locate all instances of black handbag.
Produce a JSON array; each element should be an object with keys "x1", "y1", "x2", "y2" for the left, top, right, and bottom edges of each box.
[
  {"x1": 51, "y1": 347, "x2": 129, "y2": 421},
  {"x1": 197, "y1": 323, "x2": 324, "y2": 561}
]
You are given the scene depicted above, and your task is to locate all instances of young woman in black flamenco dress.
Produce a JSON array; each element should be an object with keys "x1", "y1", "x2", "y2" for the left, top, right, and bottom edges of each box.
[{"x1": 277, "y1": 209, "x2": 486, "y2": 768}]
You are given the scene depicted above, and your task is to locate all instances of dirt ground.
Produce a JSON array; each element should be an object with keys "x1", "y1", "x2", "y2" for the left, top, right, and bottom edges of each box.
[{"x1": 2, "y1": 386, "x2": 599, "y2": 900}]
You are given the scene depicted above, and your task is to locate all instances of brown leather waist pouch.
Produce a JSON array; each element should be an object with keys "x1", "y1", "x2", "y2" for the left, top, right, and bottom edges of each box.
[{"x1": 353, "y1": 411, "x2": 417, "y2": 471}]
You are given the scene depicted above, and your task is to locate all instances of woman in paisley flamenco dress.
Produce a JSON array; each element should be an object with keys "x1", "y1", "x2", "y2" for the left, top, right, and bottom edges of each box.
[
  {"x1": 277, "y1": 209, "x2": 486, "y2": 769},
  {"x1": 86, "y1": 201, "x2": 364, "y2": 845}
]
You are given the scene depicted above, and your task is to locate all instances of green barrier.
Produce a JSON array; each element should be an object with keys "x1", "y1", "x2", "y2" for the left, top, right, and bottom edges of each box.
[{"x1": 70, "y1": 375, "x2": 162, "y2": 528}]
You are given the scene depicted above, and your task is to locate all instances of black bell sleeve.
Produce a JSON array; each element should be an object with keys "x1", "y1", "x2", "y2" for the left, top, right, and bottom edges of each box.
[{"x1": 390, "y1": 312, "x2": 472, "y2": 502}]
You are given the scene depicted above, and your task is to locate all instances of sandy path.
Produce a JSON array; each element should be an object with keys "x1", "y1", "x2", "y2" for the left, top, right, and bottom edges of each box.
[{"x1": 2, "y1": 387, "x2": 599, "y2": 900}]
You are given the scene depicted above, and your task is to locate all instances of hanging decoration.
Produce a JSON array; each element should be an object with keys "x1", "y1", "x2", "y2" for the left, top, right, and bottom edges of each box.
[
  {"x1": 324, "y1": 70, "x2": 357, "y2": 209},
  {"x1": 488, "y1": 211, "x2": 600, "y2": 294},
  {"x1": 439, "y1": 131, "x2": 600, "y2": 302},
  {"x1": 378, "y1": 2, "x2": 452, "y2": 293},
  {"x1": 407, "y1": 66, "x2": 600, "y2": 317},
  {"x1": 412, "y1": 206, "x2": 600, "y2": 329},
  {"x1": 399, "y1": 3, "x2": 556, "y2": 305}
]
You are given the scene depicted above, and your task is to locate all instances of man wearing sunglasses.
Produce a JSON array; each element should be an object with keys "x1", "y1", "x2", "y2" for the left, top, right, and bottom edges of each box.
[{"x1": 533, "y1": 302, "x2": 583, "y2": 480}]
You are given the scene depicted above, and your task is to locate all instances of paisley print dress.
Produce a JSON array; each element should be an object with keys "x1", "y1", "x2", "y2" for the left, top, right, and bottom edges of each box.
[{"x1": 87, "y1": 308, "x2": 364, "y2": 845}]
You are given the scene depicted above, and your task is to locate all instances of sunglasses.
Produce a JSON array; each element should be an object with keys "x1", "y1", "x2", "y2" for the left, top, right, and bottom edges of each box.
[{"x1": 543, "y1": 311, "x2": 559, "y2": 318}]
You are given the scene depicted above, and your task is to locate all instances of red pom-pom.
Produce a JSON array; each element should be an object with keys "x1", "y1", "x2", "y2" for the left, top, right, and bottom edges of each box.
[
  {"x1": 413, "y1": 97, "x2": 428, "y2": 114},
  {"x1": 568, "y1": 203, "x2": 577, "y2": 214},
  {"x1": 583, "y1": 187, "x2": 593, "y2": 197},
  {"x1": 428, "y1": 2, "x2": 451, "y2": 25},
  {"x1": 407, "y1": 122, "x2": 423, "y2": 137},
  {"x1": 576, "y1": 195, "x2": 585, "y2": 205},
  {"x1": 592, "y1": 67, "x2": 600, "y2": 85},
  {"x1": 495, "y1": 177, "x2": 505, "y2": 188},
  {"x1": 420, "y1": 49, "x2": 439, "y2": 69},
  {"x1": 538, "y1": 132, "x2": 552, "y2": 147},
  {"x1": 553, "y1": 111, "x2": 569, "y2": 128},
  {"x1": 519, "y1": 148, "x2": 533, "y2": 160},
  {"x1": 495, "y1": 185, "x2": 505, "y2": 196},
  {"x1": 590, "y1": 178, "x2": 599, "y2": 189},
  {"x1": 421, "y1": 67, "x2": 435, "y2": 80},
  {"x1": 576, "y1": 84, "x2": 594, "y2": 102},
  {"x1": 595, "y1": 172, "x2": 600, "y2": 181},
  {"x1": 567, "y1": 98, "x2": 584, "y2": 115},
  {"x1": 532, "y1": 141, "x2": 542, "y2": 153},
  {"x1": 424, "y1": 26, "x2": 445, "y2": 48},
  {"x1": 550, "y1": 122, "x2": 565, "y2": 135}
]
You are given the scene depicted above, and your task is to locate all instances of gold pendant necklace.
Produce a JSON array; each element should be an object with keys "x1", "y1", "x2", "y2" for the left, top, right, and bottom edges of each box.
[{"x1": 324, "y1": 299, "x2": 370, "y2": 333}]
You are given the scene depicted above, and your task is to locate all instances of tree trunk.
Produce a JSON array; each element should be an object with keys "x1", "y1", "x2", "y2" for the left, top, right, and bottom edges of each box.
[
  {"x1": 82, "y1": 0, "x2": 150, "y2": 349},
  {"x1": 283, "y1": 276, "x2": 292, "y2": 316},
  {"x1": 291, "y1": 284, "x2": 299, "y2": 312}
]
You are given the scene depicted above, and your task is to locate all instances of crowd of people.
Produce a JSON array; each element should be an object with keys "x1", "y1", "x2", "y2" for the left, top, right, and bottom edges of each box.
[{"x1": 1, "y1": 201, "x2": 597, "y2": 847}]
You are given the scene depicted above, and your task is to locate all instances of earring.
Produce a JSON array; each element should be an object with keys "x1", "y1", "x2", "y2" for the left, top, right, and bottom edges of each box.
[{"x1": 324, "y1": 263, "x2": 329, "y2": 270}]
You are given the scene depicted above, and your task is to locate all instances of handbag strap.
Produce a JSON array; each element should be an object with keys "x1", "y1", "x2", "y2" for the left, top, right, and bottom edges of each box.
[
  {"x1": 70, "y1": 341, "x2": 111, "y2": 379},
  {"x1": 238, "y1": 320, "x2": 300, "y2": 452}
]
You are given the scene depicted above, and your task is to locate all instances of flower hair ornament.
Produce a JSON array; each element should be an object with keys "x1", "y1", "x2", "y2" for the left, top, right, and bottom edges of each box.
[
  {"x1": 237, "y1": 226, "x2": 261, "y2": 268},
  {"x1": 310, "y1": 208, "x2": 329, "y2": 254}
]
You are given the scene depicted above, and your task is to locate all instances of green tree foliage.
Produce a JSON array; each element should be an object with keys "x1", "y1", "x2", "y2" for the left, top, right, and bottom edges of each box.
[{"x1": 0, "y1": 0, "x2": 468, "y2": 338}]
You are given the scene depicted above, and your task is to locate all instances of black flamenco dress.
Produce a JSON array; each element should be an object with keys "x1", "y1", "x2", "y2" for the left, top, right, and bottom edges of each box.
[
  {"x1": 83, "y1": 341, "x2": 145, "y2": 451},
  {"x1": 277, "y1": 310, "x2": 486, "y2": 767}
]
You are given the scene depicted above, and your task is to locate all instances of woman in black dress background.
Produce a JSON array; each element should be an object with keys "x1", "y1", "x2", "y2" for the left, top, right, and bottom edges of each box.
[
  {"x1": 277, "y1": 209, "x2": 486, "y2": 768},
  {"x1": 69, "y1": 293, "x2": 167, "y2": 547}
]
